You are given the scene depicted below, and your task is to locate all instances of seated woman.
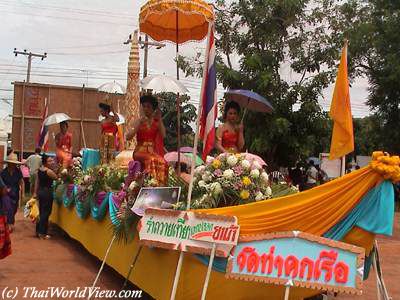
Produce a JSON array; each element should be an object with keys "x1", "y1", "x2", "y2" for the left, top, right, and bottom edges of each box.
[
  {"x1": 99, "y1": 103, "x2": 119, "y2": 164},
  {"x1": 216, "y1": 101, "x2": 245, "y2": 154},
  {"x1": 126, "y1": 95, "x2": 168, "y2": 186},
  {"x1": 55, "y1": 121, "x2": 72, "y2": 169}
]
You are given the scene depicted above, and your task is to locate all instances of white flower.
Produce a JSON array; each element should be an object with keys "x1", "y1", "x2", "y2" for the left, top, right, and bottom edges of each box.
[
  {"x1": 241, "y1": 159, "x2": 251, "y2": 170},
  {"x1": 250, "y1": 169, "x2": 260, "y2": 179},
  {"x1": 198, "y1": 180, "x2": 207, "y2": 188},
  {"x1": 61, "y1": 169, "x2": 68, "y2": 175},
  {"x1": 261, "y1": 172, "x2": 269, "y2": 183},
  {"x1": 223, "y1": 169, "x2": 234, "y2": 179},
  {"x1": 265, "y1": 186, "x2": 272, "y2": 197},
  {"x1": 195, "y1": 165, "x2": 206, "y2": 174},
  {"x1": 210, "y1": 182, "x2": 222, "y2": 196},
  {"x1": 255, "y1": 192, "x2": 264, "y2": 201},
  {"x1": 121, "y1": 183, "x2": 125, "y2": 189},
  {"x1": 88, "y1": 186, "x2": 93, "y2": 191},
  {"x1": 206, "y1": 156, "x2": 214, "y2": 164},
  {"x1": 129, "y1": 181, "x2": 139, "y2": 191},
  {"x1": 202, "y1": 171, "x2": 212, "y2": 182},
  {"x1": 227, "y1": 155, "x2": 238, "y2": 167},
  {"x1": 83, "y1": 175, "x2": 91, "y2": 183},
  {"x1": 252, "y1": 161, "x2": 262, "y2": 170}
]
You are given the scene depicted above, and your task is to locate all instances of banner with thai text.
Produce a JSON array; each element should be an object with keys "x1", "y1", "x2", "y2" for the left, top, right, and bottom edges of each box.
[
  {"x1": 138, "y1": 208, "x2": 239, "y2": 257},
  {"x1": 226, "y1": 231, "x2": 364, "y2": 295}
]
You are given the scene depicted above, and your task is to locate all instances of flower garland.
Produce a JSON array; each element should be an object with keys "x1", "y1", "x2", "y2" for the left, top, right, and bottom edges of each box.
[{"x1": 370, "y1": 151, "x2": 400, "y2": 183}]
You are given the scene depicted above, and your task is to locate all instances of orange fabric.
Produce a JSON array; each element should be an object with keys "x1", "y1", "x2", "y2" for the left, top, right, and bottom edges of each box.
[
  {"x1": 134, "y1": 119, "x2": 168, "y2": 185},
  {"x1": 197, "y1": 166, "x2": 382, "y2": 237},
  {"x1": 329, "y1": 42, "x2": 354, "y2": 160},
  {"x1": 343, "y1": 226, "x2": 375, "y2": 255},
  {"x1": 139, "y1": 0, "x2": 215, "y2": 44},
  {"x1": 221, "y1": 130, "x2": 239, "y2": 150},
  {"x1": 56, "y1": 132, "x2": 72, "y2": 168},
  {"x1": 101, "y1": 122, "x2": 118, "y2": 135}
]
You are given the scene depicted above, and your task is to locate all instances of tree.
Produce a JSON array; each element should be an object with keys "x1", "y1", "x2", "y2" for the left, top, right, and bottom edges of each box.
[
  {"x1": 180, "y1": 0, "x2": 344, "y2": 167},
  {"x1": 328, "y1": 1, "x2": 400, "y2": 154},
  {"x1": 157, "y1": 93, "x2": 197, "y2": 151}
]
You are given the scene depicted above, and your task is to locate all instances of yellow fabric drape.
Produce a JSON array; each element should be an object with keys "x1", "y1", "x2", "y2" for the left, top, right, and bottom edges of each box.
[
  {"x1": 198, "y1": 166, "x2": 381, "y2": 237},
  {"x1": 329, "y1": 41, "x2": 354, "y2": 160}
]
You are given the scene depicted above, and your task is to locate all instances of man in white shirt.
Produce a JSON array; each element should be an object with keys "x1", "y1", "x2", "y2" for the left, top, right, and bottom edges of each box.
[
  {"x1": 25, "y1": 148, "x2": 42, "y2": 194},
  {"x1": 305, "y1": 160, "x2": 318, "y2": 190}
]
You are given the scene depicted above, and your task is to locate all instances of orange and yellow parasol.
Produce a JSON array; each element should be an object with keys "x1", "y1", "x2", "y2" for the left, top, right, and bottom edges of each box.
[
  {"x1": 139, "y1": 0, "x2": 215, "y2": 173},
  {"x1": 139, "y1": 0, "x2": 214, "y2": 45}
]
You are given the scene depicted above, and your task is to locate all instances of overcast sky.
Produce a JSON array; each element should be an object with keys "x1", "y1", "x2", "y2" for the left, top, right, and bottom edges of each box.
[{"x1": 0, "y1": 0, "x2": 371, "y2": 121}]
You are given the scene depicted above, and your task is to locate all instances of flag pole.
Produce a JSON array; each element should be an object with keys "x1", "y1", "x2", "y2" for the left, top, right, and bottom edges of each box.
[
  {"x1": 169, "y1": 21, "x2": 214, "y2": 300},
  {"x1": 341, "y1": 156, "x2": 346, "y2": 176}
]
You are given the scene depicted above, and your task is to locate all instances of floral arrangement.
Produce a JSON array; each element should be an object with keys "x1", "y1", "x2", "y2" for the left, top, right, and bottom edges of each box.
[
  {"x1": 189, "y1": 153, "x2": 272, "y2": 209},
  {"x1": 370, "y1": 151, "x2": 400, "y2": 183}
]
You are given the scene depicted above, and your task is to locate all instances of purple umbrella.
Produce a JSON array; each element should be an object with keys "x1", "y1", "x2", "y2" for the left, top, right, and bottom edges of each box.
[{"x1": 225, "y1": 89, "x2": 274, "y2": 113}]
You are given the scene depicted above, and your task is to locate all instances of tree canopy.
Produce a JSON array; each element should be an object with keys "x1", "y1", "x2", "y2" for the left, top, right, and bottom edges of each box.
[{"x1": 178, "y1": 0, "x2": 400, "y2": 167}]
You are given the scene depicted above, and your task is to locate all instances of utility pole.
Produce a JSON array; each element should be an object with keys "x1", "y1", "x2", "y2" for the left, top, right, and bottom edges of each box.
[
  {"x1": 124, "y1": 34, "x2": 166, "y2": 79},
  {"x1": 13, "y1": 48, "x2": 47, "y2": 83}
]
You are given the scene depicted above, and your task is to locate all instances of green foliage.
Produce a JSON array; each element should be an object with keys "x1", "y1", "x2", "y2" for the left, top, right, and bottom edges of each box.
[
  {"x1": 180, "y1": 0, "x2": 345, "y2": 167},
  {"x1": 157, "y1": 92, "x2": 197, "y2": 151}
]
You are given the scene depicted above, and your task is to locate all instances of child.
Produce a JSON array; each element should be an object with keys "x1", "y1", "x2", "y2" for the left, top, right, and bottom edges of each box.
[{"x1": 0, "y1": 177, "x2": 12, "y2": 259}]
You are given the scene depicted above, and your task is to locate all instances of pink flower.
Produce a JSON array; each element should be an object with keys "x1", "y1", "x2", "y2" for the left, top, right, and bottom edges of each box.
[
  {"x1": 213, "y1": 169, "x2": 223, "y2": 177},
  {"x1": 233, "y1": 165, "x2": 244, "y2": 176}
]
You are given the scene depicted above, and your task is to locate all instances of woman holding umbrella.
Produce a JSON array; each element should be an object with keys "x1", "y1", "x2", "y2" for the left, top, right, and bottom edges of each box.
[
  {"x1": 55, "y1": 121, "x2": 72, "y2": 169},
  {"x1": 126, "y1": 95, "x2": 168, "y2": 186},
  {"x1": 216, "y1": 101, "x2": 245, "y2": 154}
]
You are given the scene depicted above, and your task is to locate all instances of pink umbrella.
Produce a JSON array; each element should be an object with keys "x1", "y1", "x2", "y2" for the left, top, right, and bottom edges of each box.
[
  {"x1": 243, "y1": 153, "x2": 267, "y2": 166},
  {"x1": 164, "y1": 152, "x2": 204, "y2": 166}
]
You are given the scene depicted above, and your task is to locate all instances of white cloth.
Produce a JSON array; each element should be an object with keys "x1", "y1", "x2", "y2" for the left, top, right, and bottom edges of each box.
[
  {"x1": 306, "y1": 166, "x2": 318, "y2": 184},
  {"x1": 26, "y1": 154, "x2": 42, "y2": 176}
]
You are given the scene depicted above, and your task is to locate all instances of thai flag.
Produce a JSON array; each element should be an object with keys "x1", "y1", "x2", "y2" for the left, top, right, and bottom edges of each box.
[
  {"x1": 199, "y1": 22, "x2": 217, "y2": 160},
  {"x1": 36, "y1": 98, "x2": 49, "y2": 151}
]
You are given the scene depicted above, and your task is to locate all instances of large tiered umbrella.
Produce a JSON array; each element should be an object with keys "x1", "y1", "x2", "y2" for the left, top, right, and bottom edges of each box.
[{"x1": 139, "y1": 0, "x2": 215, "y2": 173}]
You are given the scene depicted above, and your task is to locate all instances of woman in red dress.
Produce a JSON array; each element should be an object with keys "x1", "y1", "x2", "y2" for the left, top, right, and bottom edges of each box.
[
  {"x1": 99, "y1": 103, "x2": 119, "y2": 164},
  {"x1": 55, "y1": 121, "x2": 72, "y2": 169},
  {"x1": 127, "y1": 95, "x2": 168, "y2": 186},
  {"x1": 216, "y1": 101, "x2": 245, "y2": 153}
]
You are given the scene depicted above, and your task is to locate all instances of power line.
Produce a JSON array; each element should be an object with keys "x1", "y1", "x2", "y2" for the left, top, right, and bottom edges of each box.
[
  {"x1": 13, "y1": 49, "x2": 47, "y2": 82},
  {"x1": 0, "y1": 9, "x2": 136, "y2": 27},
  {"x1": 0, "y1": 0, "x2": 135, "y2": 19}
]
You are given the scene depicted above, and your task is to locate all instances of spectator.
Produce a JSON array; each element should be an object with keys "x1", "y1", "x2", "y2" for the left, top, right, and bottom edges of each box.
[
  {"x1": 305, "y1": 160, "x2": 318, "y2": 190},
  {"x1": 25, "y1": 148, "x2": 42, "y2": 194},
  {"x1": 34, "y1": 154, "x2": 57, "y2": 239},
  {"x1": 1, "y1": 153, "x2": 24, "y2": 231},
  {"x1": 290, "y1": 163, "x2": 304, "y2": 190},
  {"x1": 0, "y1": 176, "x2": 11, "y2": 259}
]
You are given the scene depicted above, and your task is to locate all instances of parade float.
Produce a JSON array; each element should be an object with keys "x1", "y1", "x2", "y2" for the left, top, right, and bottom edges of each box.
[
  {"x1": 50, "y1": 151, "x2": 398, "y2": 300},
  {"x1": 47, "y1": 1, "x2": 398, "y2": 299}
]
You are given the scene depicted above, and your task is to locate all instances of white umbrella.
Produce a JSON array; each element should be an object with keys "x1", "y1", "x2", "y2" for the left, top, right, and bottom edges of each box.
[
  {"x1": 141, "y1": 74, "x2": 189, "y2": 94},
  {"x1": 98, "y1": 112, "x2": 125, "y2": 126},
  {"x1": 98, "y1": 81, "x2": 126, "y2": 94},
  {"x1": 44, "y1": 113, "x2": 71, "y2": 126}
]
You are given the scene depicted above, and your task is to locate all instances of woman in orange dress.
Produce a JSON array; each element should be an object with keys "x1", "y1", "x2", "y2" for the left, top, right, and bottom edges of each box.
[
  {"x1": 55, "y1": 121, "x2": 72, "y2": 169},
  {"x1": 99, "y1": 103, "x2": 119, "y2": 164},
  {"x1": 127, "y1": 95, "x2": 168, "y2": 186},
  {"x1": 216, "y1": 101, "x2": 245, "y2": 154}
]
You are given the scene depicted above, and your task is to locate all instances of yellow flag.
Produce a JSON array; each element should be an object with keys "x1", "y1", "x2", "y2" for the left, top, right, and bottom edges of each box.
[{"x1": 329, "y1": 42, "x2": 354, "y2": 160}]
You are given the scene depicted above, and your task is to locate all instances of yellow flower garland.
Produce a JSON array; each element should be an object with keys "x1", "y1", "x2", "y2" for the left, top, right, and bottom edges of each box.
[{"x1": 370, "y1": 151, "x2": 400, "y2": 183}]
